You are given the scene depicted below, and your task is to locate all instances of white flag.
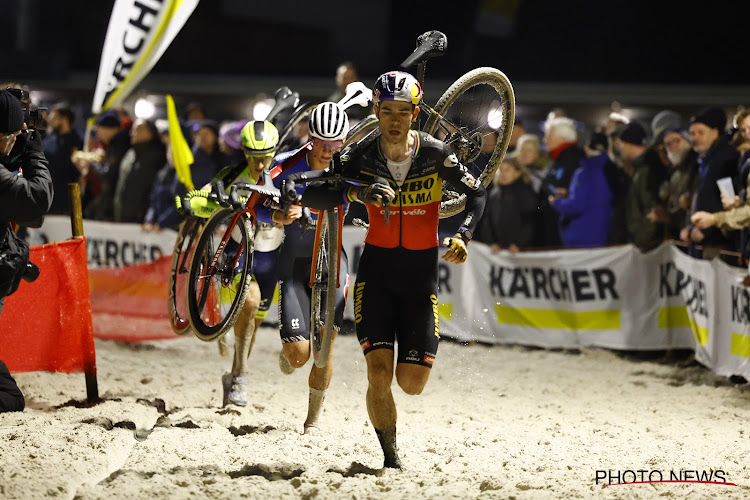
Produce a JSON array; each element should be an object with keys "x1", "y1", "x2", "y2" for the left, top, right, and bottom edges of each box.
[{"x1": 91, "y1": 0, "x2": 200, "y2": 114}]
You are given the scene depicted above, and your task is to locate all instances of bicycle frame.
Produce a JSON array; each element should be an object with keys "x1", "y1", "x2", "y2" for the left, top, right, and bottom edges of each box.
[
  {"x1": 309, "y1": 206, "x2": 344, "y2": 290},
  {"x1": 193, "y1": 187, "x2": 265, "y2": 311}
]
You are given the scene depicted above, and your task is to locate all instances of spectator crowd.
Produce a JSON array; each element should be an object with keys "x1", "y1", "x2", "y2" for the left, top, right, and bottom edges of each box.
[
  {"x1": 11, "y1": 70, "x2": 750, "y2": 266},
  {"x1": 473, "y1": 105, "x2": 750, "y2": 265}
]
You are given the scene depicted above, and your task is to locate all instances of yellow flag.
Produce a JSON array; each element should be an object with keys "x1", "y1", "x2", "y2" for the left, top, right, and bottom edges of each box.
[{"x1": 166, "y1": 94, "x2": 194, "y2": 190}]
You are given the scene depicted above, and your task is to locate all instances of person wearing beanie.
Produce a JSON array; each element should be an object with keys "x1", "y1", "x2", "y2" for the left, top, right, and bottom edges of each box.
[
  {"x1": 648, "y1": 127, "x2": 700, "y2": 240},
  {"x1": 691, "y1": 109, "x2": 750, "y2": 259},
  {"x1": 617, "y1": 120, "x2": 669, "y2": 250},
  {"x1": 72, "y1": 108, "x2": 132, "y2": 220},
  {"x1": 0, "y1": 90, "x2": 24, "y2": 136},
  {"x1": 0, "y1": 88, "x2": 54, "y2": 412},
  {"x1": 651, "y1": 109, "x2": 682, "y2": 137},
  {"x1": 682, "y1": 106, "x2": 738, "y2": 259}
]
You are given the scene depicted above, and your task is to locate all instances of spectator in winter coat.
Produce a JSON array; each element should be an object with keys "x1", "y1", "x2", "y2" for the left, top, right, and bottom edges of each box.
[
  {"x1": 550, "y1": 149, "x2": 614, "y2": 247},
  {"x1": 485, "y1": 157, "x2": 539, "y2": 253}
]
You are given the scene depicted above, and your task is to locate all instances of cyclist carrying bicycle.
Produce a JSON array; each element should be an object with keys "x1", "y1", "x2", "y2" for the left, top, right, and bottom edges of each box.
[
  {"x1": 186, "y1": 119, "x2": 294, "y2": 407},
  {"x1": 301, "y1": 71, "x2": 487, "y2": 467},
  {"x1": 256, "y1": 101, "x2": 351, "y2": 434}
]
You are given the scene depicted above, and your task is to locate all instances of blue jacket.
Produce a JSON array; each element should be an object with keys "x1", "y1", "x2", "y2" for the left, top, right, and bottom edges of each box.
[{"x1": 552, "y1": 154, "x2": 613, "y2": 247}]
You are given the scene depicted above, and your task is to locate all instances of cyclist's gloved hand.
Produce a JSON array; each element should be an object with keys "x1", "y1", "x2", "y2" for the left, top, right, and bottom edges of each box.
[
  {"x1": 184, "y1": 189, "x2": 220, "y2": 218},
  {"x1": 358, "y1": 181, "x2": 393, "y2": 206},
  {"x1": 442, "y1": 236, "x2": 468, "y2": 264}
]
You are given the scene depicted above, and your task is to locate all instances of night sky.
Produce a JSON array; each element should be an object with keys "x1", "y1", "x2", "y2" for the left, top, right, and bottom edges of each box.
[{"x1": 2, "y1": 0, "x2": 748, "y2": 86}]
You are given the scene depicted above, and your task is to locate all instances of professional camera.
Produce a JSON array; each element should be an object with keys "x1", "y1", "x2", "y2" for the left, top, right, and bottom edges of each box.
[{"x1": 5, "y1": 87, "x2": 46, "y2": 130}]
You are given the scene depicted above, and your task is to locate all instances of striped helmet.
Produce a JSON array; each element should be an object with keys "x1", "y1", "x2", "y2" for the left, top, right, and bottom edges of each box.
[
  {"x1": 309, "y1": 102, "x2": 349, "y2": 141},
  {"x1": 240, "y1": 120, "x2": 279, "y2": 156}
]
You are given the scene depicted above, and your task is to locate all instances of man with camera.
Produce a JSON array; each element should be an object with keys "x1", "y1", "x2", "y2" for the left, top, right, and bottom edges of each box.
[{"x1": 0, "y1": 88, "x2": 54, "y2": 412}]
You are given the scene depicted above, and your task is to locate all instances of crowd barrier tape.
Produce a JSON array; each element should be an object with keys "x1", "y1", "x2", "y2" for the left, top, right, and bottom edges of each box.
[
  {"x1": 0, "y1": 238, "x2": 96, "y2": 375},
  {"x1": 26, "y1": 217, "x2": 750, "y2": 380}
]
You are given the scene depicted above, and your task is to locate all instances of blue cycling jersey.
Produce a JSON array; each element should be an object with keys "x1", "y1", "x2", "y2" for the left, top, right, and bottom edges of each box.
[{"x1": 257, "y1": 142, "x2": 349, "y2": 277}]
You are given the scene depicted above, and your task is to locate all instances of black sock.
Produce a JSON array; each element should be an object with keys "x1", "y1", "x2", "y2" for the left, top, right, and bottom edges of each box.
[{"x1": 375, "y1": 427, "x2": 402, "y2": 469}]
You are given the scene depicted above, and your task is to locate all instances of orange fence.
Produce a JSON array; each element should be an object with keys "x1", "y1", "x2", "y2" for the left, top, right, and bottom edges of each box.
[
  {"x1": 88, "y1": 255, "x2": 177, "y2": 342},
  {"x1": 0, "y1": 238, "x2": 96, "y2": 376}
]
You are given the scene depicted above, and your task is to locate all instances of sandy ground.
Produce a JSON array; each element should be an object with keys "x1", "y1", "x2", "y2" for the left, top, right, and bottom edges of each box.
[{"x1": 2, "y1": 326, "x2": 750, "y2": 500}]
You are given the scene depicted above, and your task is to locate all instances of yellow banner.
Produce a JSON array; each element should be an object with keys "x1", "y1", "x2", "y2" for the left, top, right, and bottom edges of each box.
[{"x1": 496, "y1": 305, "x2": 621, "y2": 330}]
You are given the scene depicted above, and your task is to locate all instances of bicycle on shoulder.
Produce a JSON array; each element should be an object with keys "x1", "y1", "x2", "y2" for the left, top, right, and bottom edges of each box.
[
  {"x1": 167, "y1": 87, "x2": 310, "y2": 338},
  {"x1": 344, "y1": 29, "x2": 515, "y2": 218}
]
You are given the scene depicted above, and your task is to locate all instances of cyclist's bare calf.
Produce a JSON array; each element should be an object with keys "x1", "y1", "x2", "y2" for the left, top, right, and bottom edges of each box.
[
  {"x1": 365, "y1": 349, "x2": 430, "y2": 468},
  {"x1": 223, "y1": 281, "x2": 261, "y2": 407}
]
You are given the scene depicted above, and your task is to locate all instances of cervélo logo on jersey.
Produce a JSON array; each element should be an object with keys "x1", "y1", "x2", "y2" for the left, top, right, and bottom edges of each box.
[{"x1": 396, "y1": 174, "x2": 442, "y2": 207}]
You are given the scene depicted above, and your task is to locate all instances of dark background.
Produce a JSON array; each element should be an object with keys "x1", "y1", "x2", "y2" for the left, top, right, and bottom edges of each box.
[
  {"x1": 1, "y1": 0, "x2": 747, "y2": 83},
  {"x1": 1, "y1": 0, "x2": 749, "y2": 129}
]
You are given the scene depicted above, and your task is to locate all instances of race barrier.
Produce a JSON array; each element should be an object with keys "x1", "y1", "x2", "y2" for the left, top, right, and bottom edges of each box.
[
  {"x1": 0, "y1": 238, "x2": 96, "y2": 379},
  {"x1": 26, "y1": 217, "x2": 750, "y2": 380}
]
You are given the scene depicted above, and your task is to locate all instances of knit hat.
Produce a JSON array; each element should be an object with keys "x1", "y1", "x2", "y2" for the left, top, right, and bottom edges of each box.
[
  {"x1": 587, "y1": 132, "x2": 608, "y2": 152},
  {"x1": 618, "y1": 121, "x2": 648, "y2": 146},
  {"x1": 95, "y1": 110, "x2": 121, "y2": 128},
  {"x1": 689, "y1": 106, "x2": 726, "y2": 131},
  {"x1": 0, "y1": 89, "x2": 24, "y2": 133},
  {"x1": 651, "y1": 110, "x2": 682, "y2": 136}
]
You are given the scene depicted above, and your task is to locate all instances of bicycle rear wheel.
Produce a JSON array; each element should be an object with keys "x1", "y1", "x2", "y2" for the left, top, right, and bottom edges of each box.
[
  {"x1": 423, "y1": 67, "x2": 515, "y2": 218},
  {"x1": 187, "y1": 209, "x2": 253, "y2": 342},
  {"x1": 310, "y1": 209, "x2": 339, "y2": 368},
  {"x1": 168, "y1": 217, "x2": 204, "y2": 335}
]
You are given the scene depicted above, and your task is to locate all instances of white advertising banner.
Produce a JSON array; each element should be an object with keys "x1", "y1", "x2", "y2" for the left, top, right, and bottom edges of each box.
[
  {"x1": 34, "y1": 218, "x2": 750, "y2": 381},
  {"x1": 28, "y1": 216, "x2": 177, "y2": 269},
  {"x1": 670, "y1": 246, "x2": 750, "y2": 380},
  {"x1": 460, "y1": 242, "x2": 696, "y2": 350},
  {"x1": 92, "y1": 0, "x2": 200, "y2": 113}
]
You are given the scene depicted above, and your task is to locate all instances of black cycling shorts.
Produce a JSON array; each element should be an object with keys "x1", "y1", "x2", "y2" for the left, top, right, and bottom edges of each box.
[
  {"x1": 278, "y1": 254, "x2": 349, "y2": 343},
  {"x1": 354, "y1": 244, "x2": 439, "y2": 368},
  {"x1": 251, "y1": 249, "x2": 279, "y2": 319}
]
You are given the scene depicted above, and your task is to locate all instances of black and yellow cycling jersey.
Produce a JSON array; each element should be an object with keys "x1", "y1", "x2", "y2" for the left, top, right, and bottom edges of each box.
[{"x1": 304, "y1": 130, "x2": 486, "y2": 250}]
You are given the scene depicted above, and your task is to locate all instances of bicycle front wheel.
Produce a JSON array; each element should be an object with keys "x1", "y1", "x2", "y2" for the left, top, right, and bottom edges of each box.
[
  {"x1": 310, "y1": 209, "x2": 339, "y2": 368},
  {"x1": 423, "y1": 67, "x2": 515, "y2": 218},
  {"x1": 187, "y1": 209, "x2": 253, "y2": 342},
  {"x1": 168, "y1": 217, "x2": 204, "y2": 335}
]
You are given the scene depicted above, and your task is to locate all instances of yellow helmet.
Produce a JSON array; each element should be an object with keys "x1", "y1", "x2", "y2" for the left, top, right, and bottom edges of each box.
[{"x1": 240, "y1": 120, "x2": 279, "y2": 156}]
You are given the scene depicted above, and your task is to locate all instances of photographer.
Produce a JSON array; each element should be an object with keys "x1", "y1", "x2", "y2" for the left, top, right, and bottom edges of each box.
[{"x1": 0, "y1": 88, "x2": 53, "y2": 412}]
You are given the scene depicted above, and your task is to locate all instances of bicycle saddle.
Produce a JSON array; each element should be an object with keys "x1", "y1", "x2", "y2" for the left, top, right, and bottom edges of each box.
[
  {"x1": 399, "y1": 30, "x2": 448, "y2": 69},
  {"x1": 338, "y1": 81, "x2": 373, "y2": 111},
  {"x1": 267, "y1": 86, "x2": 300, "y2": 124}
]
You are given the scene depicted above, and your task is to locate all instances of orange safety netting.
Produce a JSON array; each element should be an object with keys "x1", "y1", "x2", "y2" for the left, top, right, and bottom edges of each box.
[
  {"x1": 88, "y1": 255, "x2": 178, "y2": 342},
  {"x1": 0, "y1": 238, "x2": 96, "y2": 374}
]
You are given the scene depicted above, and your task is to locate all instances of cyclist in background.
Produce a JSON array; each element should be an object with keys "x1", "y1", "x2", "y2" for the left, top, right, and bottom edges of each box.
[
  {"x1": 256, "y1": 102, "x2": 351, "y2": 434},
  {"x1": 186, "y1": 120, "x2": 300, "y2": 407},
  {"x1": 300, "y1": 72, "x2": 487, "y2": 468}
]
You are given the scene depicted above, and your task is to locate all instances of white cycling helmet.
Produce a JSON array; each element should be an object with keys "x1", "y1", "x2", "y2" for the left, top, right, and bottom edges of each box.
[{"x1": 309, "y1": 101, "x2": 349, "y2": 141}]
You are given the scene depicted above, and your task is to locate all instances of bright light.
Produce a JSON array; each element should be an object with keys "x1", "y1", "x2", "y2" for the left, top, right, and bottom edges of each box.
[
  {"x1": 487, "y1": 101, "x2": 503, "y2": 129},
  {"x1": 253, "y1": 99, "x2": 274, "y2": 120},
  {"x1": 134, "y1": 98, "x2": 156, "y2": 119}
]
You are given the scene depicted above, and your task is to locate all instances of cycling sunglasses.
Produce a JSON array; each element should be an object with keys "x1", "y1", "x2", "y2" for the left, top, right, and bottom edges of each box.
[{"x1": 312, "y1": 138, "x2": 344, "y2": 152}]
